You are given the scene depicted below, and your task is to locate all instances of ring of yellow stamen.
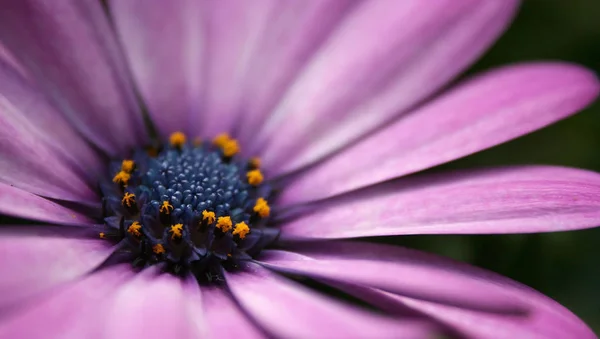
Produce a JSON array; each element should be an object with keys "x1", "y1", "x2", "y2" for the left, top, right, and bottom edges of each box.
[
  {"x1": 99, "y1": 232, "x2": 106, "y2": 239},
  {"x1": 233, "y1": 222, "x2": 250, "y2": 239},
  {"x1": 122, "y1": 192, "x2": 136, "y2": 208},
  {"x1": 216, "y1": 216, "x2": 232, "y2": 232},
  {"x1": 153, "y1": 243, "x2": 165, "y2": 255},
  {"x1": 169, "y1": 223, "x2": 184, "y2": 239},
  {"x1": 253, "y1": 198, "x2": 270, "y2": 218},
  {"x1": 221, "y1": 139, "x2": 240, "y2": 157},
  {"x1": 159, "y1": 201, "x2": 174, "y2": 215},
  {"x1": 249, "y1": 157, "x2": 261, "y2": 169},
  {"x1": 246, "y1": 169, "x2": 264, "y2": 186},
  {"x1": 202, "y1": 210, "x2": 216, "y2": 224},
  {"x1": 169, "y1": 131, "x2": 186, "y2": 148},
  {"x1": 121, "y1": 159, "x2": 135, "y2": 173},
  {"x1": 112, "y1": 171, "x2": 131, "y2": 185},
  {"x1": 127, "y1": 221, "x2": 142, "y2": 237},
  {"x1": 212, "y1": 133, "x2": 231, "y2": 147}
]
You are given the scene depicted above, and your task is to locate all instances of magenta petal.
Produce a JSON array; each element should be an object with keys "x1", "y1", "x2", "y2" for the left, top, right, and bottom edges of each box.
[
  {"x1": 258, "y1": 242, "x2": 575, "y2": 314},
  {"x1": 0, "y1": 227, "x2": 113, "y2": 310},
  {"x1": 0, "y1": 0, "x2": 147, "y2": 155},
  {"x1": 280, "y1": 63, "x2": 600, "y2": 205},
  {"x1": 0, "y1": 183, "x2": 96, "y2": 225},
  {"x1": 252, "y1": 1, "x2": 519, "y2": 175},
  {"x1": 186, "y1": 281, "x2": 264, "y2": 339},
  {"x1": 280, "y1": 166, "x2": 600, "y2": 239},
  {"x1": 103, "y1": 269, "x2": 198, "y2": 339},
  {"x1": 0, "y1": 265, "x2": 134, "y2": 339},
  {"x1": 225, "y1": 263, "x2": 434, "y2": 338},
  {"x1": 324, "y1": 277, "x2": 595, "y2": 338}
]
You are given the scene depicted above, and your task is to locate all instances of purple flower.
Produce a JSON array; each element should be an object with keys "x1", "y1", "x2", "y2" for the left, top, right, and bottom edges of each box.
[{"x1": 0, "y1": 0, "x2": 599, "y2": 338}]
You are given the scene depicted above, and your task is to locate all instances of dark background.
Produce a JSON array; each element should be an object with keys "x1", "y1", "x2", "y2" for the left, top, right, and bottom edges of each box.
[{"x1": 399, "y1": 0, "x2": 600, "y2": 332}]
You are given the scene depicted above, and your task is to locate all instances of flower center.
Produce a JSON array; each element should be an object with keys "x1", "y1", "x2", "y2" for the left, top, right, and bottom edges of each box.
[{"x1": 99, "y1": 132, "x2": 279, "y2": 283}]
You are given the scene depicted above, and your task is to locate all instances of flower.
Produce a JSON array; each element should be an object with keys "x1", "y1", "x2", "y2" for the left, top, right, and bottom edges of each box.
[{"x1": 0, "y1": 0, "x2": 599, "y2": 338}]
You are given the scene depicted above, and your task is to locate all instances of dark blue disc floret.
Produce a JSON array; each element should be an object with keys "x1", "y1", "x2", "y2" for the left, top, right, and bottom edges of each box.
[{"x1": 99, "y1": 133, "x2": 278, "y2": 283}]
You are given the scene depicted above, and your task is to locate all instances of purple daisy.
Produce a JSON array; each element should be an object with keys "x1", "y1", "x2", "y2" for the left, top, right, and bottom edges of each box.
[{"x1": 0, "y1": 0, "x2": 599, "y2": 338}]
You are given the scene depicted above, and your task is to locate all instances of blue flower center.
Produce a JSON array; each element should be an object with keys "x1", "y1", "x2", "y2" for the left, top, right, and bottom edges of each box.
[{"x1": 99, "y1": 132, "x2": 278, "y2": 283}]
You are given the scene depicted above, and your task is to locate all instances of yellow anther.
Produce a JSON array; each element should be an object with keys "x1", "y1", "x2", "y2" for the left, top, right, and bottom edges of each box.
[
  {"x1": 122, "y1": 192, "x2": 136, "y2": 208},
  {"x1": 193, "y1": 137, "x2": 203, "y2": 147},
  {"x1": 112, "y1": 171, "x2": 130, "y2": 185},
  {"x1": 246, "y1": 169, "x2": 264, "y2": 186},
  {"x1": 121, "y1": 159, "x2": 135, "y2": 173},
  {"x1": 153, "y1": 243, "x2": 166, "y2": 255},
  {"x1": 212, "y1": 133, "x2": 231, "y2": 147},
  {"x1": 249, "y1": 157, "x2": 261, "y2": 169},
  {"x1": 216, "y1": 216, "x2": 232, "y2": 232},
  {"x1": 222, "y1": 139, "x2": 240, "y2": 157},
  {"x1": 202, "y1": 210, "x2": 216, "y2": 224},
  {"x1": 99, "y1": 232, "x2": 106, "y2": 239},
  {"x1": 127, "y1": 221, "x2": 142, "y2": 237},
  {"x1": 233, "y1": 222, "x2": 250, "y2": 239},
  {"x1": 169, "y1": 131, "x2": 186, "y2": 148},
  {"x1": 159, "y1": 201, "x2": 174, "y2": 214},
  {"x1": 253, "y1": 198, "x2": 270, "y2": 218},
  {"x1": 169, "y1": 224, "x2": 184, "y2": 239}
]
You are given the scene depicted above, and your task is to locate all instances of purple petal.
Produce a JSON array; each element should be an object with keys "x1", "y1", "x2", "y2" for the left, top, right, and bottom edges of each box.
[
  {"x1": 280, "y1": 63, "x2": 600, "y2": 205},
  {"x1": 186, "y1": 280, "x2": 264, "y2": 339},
  {"x1": 0, "y1": 183, "x2": 96, "y2": 225},
  {"x1": 279, "y1": 166, "x2": 600, "y2": 239},
  {"x1": 0, "y1": 265, "x2": 134, "y2": 339},
  {"x1": 250, "y1": 1, "x2": 519, "y2": 175},
  {"x1": 320, "y1": 270, "x2": 595, "y2": 338},
  {"x1": 103, "y1": 268, "x2": 198, "y2": 339},
  {"x1": 258, "y1": 241, "x2": 591, "y2": 317},
  {"x1": 225, "y1": 263, "x2": 434, "y2": 338},
  {"x1": 0, "y1": 227, "x2": 113, "y2": 311},
  {"x1": 0, "y1": 0, "x2": 147, "y2": 155}
]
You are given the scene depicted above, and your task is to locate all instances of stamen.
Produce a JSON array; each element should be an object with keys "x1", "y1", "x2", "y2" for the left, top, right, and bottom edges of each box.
[
  {"x1": 246, "y1": 169, "x2": 264, "y2": 186},
  {"x1": 202, "y1": 210, "x2": 216, "y2": 224},
  {"x1": 160, "y1": 201, "x2": 174, "y2": 215},
  {"x1": 233, "y1": 222, "x2": 250, "y2": 239},
  {"x1": 253, "y1": 198, "x2": 270, "y2": 218},
  {"x1": 212, "y1": 133, "x2": 231, "y2": 147},
  {"x1": 112, "y1": 171, "x2": 130, "y2": 185},
  {"x1": 169, "y1": 131, "x2": 186, "y2": 148},
  {"x1": 99, "y1": 232, "x2": 106, "y2": 239},
  {"x1": 248, "y1": 157, "x2": 261, "y2": 169},
  {"x1": 193, "y1": 137, "x2": 202, "y2": 147},
  {"x1": 153, "y1": 244, "x2": 165, "y2": 255},
  {"x1": 127, "y1": 221, "x2": 142, "y2": 237},
  {"x1": 121, "y1": 192, "x2": 136, "y2": 208},
  {"x1": 216, "y1": 216, "x2": 232, "y2": 232},
  {"x1": 222, "y1": 139, "x2": 240, "y2": 157},
  {"x1": 121, "y1": 159, "x2": 135, "y2": 173},
  {"x1": 169, "y1": 224, "x2": 184, "y2": 239}
]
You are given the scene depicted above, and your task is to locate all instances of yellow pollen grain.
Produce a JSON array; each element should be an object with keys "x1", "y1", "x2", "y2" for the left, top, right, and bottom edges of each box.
[
  {"x1": 253, "y1": 198, "x2": 270, "y2": 218},
  {"x1": 212, "y1": 133, "x2": 231, "y2": 147},
  {"x1": 222, "y1": 139, "x2": 240, "y2": 157},
  {"x1": 246, "y1": 169, "x2": 264, "y2": 186},
  {"x1": 233, "y1": 222, "x2": 250, "y2": 239},
  {"x1": 127, "y1": 221, "x2": 142, "y2": 237},
  {"x1": 112, "y1": 171, "x2": 130, "y2": 185},
  {"x1": 160, "y1": 201, "x2": 174, "y2": 214},
  {"x1": 169, "y1": 224, "x2": 184, "y2": 239},
  {"x1": 122, "y1": 192, "x2": 136, "y2": 207},
  {"x1": 121, "y1": 159, "x2": 135, "y2": 173},
  {"x1": 202, "y1": 210, "x2": 216, "y2": 224},
  {"x1": 169, "y1": 131, "x2": 186, "y2": 147},
  {"x1": 249, "y1": 157, "x2": 261, "y2": 169},
  {"x1": 216, "y1": 216, "x2": 232, "y2": 232},
  {"x1": 153, "y1": 243, "x2": 166, "y2": 255},
  {"x1": 99, "y1": 232, "x2": 106, "y2": 239}
]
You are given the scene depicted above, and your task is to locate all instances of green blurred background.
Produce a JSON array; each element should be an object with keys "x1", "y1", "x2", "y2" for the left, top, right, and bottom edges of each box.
[{"x1": 398, "y1": 0, "x2": 600, "y2": 332}]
